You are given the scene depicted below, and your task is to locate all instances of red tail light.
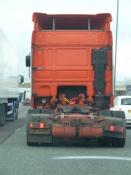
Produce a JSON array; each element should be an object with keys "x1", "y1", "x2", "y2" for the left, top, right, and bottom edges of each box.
[
  {"x1": 28, "y1": 122, "x2": 46, "y2": 129},
  {"x1": 109, "y1": 125, "x2": 115, "y2": 132},
  {"x1": 109, "y1": 125, "x2": 124, "y2": 132},
  {"x1": 39, "y1": 122, "x2": 45, "y2": 129},
  {"x1": 29, "y1": 122, "x2": 33, "y2": 128}
]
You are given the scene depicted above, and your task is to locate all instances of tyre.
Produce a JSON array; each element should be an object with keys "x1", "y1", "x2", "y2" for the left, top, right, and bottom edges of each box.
[
  {"x1": 12, "y1": 111, "x2": 16, "y2": 121},
  {"x1": 27, "y1": 139, "x2": 33, "y2": 146},
  {"x1": 26, "y1": 133, "x2": 34, "y2": 146},
  {"x1": 26, "y1": 131, "x2": 39, "y2": 146},
  {"x1": 0, "y1": 104, "x2": 6, "y2": 126},
  {"x1": 0, "y1": 105, "x2": 3, "y2": 126},
  {"x1": 15, "y1": 109, "x2": 18, "y2": 120},
  {"x1": 98, "y1": 138, "x2": 111, "y2": 147},
  {"x1": 112, "y1": 138, "x2": 125, "y2": 147},
  {"x1": 112, "y1": 111, "x2": 125, "y2": 119}
]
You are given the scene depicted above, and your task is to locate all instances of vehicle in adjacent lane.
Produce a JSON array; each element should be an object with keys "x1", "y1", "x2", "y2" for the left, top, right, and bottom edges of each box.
[{"x1": 111, "y1": 96, "x2": 131, "y2": 127}]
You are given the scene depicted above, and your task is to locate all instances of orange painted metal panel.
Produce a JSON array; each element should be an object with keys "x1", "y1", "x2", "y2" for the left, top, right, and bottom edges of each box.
[
  {"x1": 33, "y1": 84, "x2": 51, "y2": 96},
  {"x1": 33, "y1": 31, "x2": 112, "y2": 46},
  {"x1": 33, "y1": 71, "x2": 53, "y2": 80},
  {"x1": 55, "y1": 48, "x2": 89, "y2": 66},
  {"x1": 55, "y1": 70, "x2": 93, "y2": 79},
  {"x1": 31, "y1": 13, "x2": 113, "y2": 99}
]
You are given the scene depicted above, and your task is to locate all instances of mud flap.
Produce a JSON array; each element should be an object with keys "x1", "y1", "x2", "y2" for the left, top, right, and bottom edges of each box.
[
  {"x1": 92, "y1": 48, "x2": 110, "y2": 109},
  {"x1": 27, "y1": 133, "x2": 53, "y2": 145}
]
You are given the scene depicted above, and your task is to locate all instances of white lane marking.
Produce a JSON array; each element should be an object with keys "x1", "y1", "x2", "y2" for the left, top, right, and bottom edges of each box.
[{"x1": 52, "y1": 156, "x2": 131, "y2": 161}]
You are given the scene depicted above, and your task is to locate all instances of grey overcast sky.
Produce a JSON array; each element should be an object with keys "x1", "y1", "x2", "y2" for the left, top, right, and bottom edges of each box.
[{"x1": 0, "y1": 0, "x2": 130, "y2": 82}]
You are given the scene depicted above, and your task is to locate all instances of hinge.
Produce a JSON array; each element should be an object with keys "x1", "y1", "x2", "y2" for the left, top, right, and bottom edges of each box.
[
  {"x1": 32, "y1": 66, "x2": 44, "y2": 71},
  {"x1": 32, "y1": 67, "x2": 37, "y2": 71}
]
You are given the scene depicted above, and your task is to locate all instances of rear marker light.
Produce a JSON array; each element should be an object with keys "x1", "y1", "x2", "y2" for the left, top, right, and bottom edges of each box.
[
  {"x1": 29, "y1": 122, "x2": 33, "y2": 128},
  {"x1": 109, "y1": 125, "x2": 124, "y2": 132},
  {"x1": 109, "y1": 125, "x2": 115, "y2": 132},
  {"x1": 28, "y1": 122, "x2": 46, "y2": 129},
  {"x1": 39, "y1": 122, "x2": 45, "y2": 129}
]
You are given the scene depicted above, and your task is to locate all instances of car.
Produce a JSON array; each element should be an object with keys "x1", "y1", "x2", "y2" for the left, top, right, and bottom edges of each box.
[{"x1": 111, "y1": 96, "x2": 131, "y2": 127}]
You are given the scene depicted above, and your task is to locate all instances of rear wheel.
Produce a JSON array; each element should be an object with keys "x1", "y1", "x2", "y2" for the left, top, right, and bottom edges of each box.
[
  {"x1": 26, "y1": 133, "x2": 35, "y2": 146},
  {"x1": 27, "y1": 140, "x2": 33, "y2": 146},
  {"x1": 98, "y1": 138, "x2": 111, "y2": 147},
  {"x1": 112, "y1": 111, "x2": 125, "y2": 119},
  {"x1": 15, "y1": 109, "x2": 18, "y2": 120},
  {"x1": 11, "y1": 110, "x2": 16, "y2": 121},
  {"x1": 112, "y1": 138, "x2": 125, "y2": 147},
  {"x1": 0, "y1": 104, "x2": 6, "y2": 126}
]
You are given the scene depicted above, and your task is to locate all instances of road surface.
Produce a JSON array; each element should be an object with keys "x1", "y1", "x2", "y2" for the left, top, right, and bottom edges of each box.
[{"x1": 0, "y1": 106, "x2": 131, "y2": 175}]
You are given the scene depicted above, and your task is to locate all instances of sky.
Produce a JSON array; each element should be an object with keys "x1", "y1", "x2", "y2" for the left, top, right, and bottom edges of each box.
[{"x1": 0, "y1": 0, "x2": 130, "y2": 82}]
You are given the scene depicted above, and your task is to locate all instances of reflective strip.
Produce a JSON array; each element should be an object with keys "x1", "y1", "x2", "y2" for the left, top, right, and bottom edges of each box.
[
  {"x1": 7, "y1": 103, "x2": 13, "y2": 107},
  {"x1": 7, "y1": 110, "x2": 13, "y2": 115}
]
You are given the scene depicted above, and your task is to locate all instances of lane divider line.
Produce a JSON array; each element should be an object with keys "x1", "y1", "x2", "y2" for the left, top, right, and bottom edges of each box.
[{"x1": 52, "y1": 156, "x2": 131, "y2": 161}]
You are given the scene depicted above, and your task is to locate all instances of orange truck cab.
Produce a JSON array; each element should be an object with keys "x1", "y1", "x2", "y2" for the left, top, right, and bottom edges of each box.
[{"x1": 26, "y1": 13, "x2": 126, "y2": 147}]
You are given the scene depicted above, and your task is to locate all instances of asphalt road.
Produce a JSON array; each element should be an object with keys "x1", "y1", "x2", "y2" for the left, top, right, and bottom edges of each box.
[{"x1": 0, "y1": 107, "x2": 131, "y2": 175}]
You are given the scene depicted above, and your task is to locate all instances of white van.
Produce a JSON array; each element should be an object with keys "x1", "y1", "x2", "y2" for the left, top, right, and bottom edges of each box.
[{"x1": 111, "y1": 96, "x2": 131, "y2": 127}]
